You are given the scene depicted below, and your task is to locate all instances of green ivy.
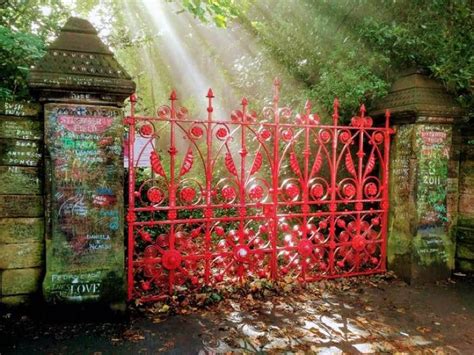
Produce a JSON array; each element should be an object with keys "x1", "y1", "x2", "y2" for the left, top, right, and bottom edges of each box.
[{"x1": 0, "y1": 25, "x2": 45, "y2": 100}]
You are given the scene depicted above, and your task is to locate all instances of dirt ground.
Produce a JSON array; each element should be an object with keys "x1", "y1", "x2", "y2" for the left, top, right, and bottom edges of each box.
[{"x1": 1, "y1": 274, "x2": 473, "y2": 354}]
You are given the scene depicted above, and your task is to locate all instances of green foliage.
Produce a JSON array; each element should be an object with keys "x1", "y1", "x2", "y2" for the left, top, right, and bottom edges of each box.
[
  {"x1": 1, "y1": 0, "x2": 472, "y2": 117},
  {"x1": 0, "y1": 0, "x2": 68, "y2": 39},
  {"x1": 171, "y1": 0, "x2": 247, "y2": 28},
  {"x1": 0, "y1": 25, "x2": 44, "y2": 100},
  {"x1": 0, "y1": 0, "x2": 70, "y2": 100},
  {"x1": 239, "y1": 0, "x2": 473, "y2": 117},
  {"x1": 308, "y1": 49, "x2": 390, "y2": 115},
  {"x1": 357, "y1": 0, "x2": 474, "y2": 113}
]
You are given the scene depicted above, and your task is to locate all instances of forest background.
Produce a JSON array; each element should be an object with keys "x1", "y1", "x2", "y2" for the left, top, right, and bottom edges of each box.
[{"x1": 1, "y1": 0, "x2": 472, "y2": 120}]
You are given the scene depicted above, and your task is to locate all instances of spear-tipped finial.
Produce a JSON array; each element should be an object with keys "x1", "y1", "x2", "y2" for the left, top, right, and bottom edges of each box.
[
  {"x1": 170, "y1": 90, "x2": 177, "y2": 101},
  {"x1": 304, "y1": 99, "x2": 312, "y2": 115},
  {"x1": 207, "y1": 88, "x2": 214, "y2": 114},
  {"x1": 360, "y1": 103, "x2": 366, "y2": 118},
  {"x1": 333, "y1": 98, "x2": 340, "y2": 124},
  {"x1": 130, "y1": 93, "x2": 137, "y2": 103}
]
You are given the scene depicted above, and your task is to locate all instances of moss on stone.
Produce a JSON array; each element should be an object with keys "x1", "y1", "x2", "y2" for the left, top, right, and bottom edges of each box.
[
  {"x1": 387, "y1": 232, "x2": 411, "y2": 264},
  {"x1": 0, "y1": 218, "x2": 44, "y2": 243},
  {"x1": 1, "y1": 268, "x2": 42, "y2": 295},
  {"x1": 412, "y1": 231, "x2": 455, "y2": 269},
  {"x1": 0, "y1": 195, "x2": 43, "y2": 217},
  {"x1": 457, "y1": 259, "x2": 474, "y2": 272},
  {"x1": 0, "y1": 167, "x2": 42, "y2": 195},
  {"x1": 456, "y1": 243, "x2": 474, "y2": 260},
  {"x1": 0, "y1": 294, "x2": 33, "y2": 306},
  {"x1": 0, "y1": 242, "x2": 44, "y2": 269}
]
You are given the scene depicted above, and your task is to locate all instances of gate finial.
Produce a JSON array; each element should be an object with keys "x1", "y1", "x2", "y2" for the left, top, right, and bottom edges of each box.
[
  {"x1": 333, "y1": 98, "x2": 340, "y2": 124},
  {"x1": 207, "y1": 88, "x2": 214, "y2": 115},
  {"x1": 170, "y1": 90, "x2": 177, "y2": 101}
]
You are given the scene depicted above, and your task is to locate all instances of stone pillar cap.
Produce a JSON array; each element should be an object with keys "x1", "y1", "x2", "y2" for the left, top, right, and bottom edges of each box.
[
  {"x1": 28, "y1": 17, "x2": 135, "y2": 103},
  {"x1": 372, "y1": 68, "x2": 465, "y2": 122}
]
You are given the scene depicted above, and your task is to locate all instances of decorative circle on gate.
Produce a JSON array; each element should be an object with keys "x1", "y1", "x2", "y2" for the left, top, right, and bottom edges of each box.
[
  {"x1": 342, "y1": 183, "x2": 356, "y2": 199},
  {"x1": 310, "y1": 183, "x2": 324, "y2": 200},
  {"x1": 259, "y1": 128, "x2": 272, "y2": 141},
  {"x1": 162, "y1": 250, "x2": 182, "y2": 270},
  {"x1": 177, "y1": 179, "x2": 203, "y2": 205},
  {"x1": 180, "y1": 186, "x2": 196, "y2": 203},
  {"x1": 298, "y1": 240, "x2": 313, "y2": 257},
  {"x1": 248, "y1": 184, "x2": 264, "y2": 201},
  {"x1": 364, "y1": 182, "x2": 378, "y2": 198},
  {"x1": 190, "y1": 125, "x2": 204, "y2": 139},
  {"x1": 372, "y1": 132, "x2": 384, "y2": 144},
  {"x1": 176, "y1": 106, "x2": 189, "y2": 119},
  {"x1": 281, "y1": 129, "x2": 293, "y2": 141},
  {"x1": 284, "y1": 182, "x2": 300, "y2": 200},
  {"x1": 221, "y1": 185, "x2": 237, "y2": 202},
  {"x1": 352, "y1": 234, "x2": 366, "y2": 251},
  {"x1": 319, "y1": 129, "x2": 331, "y2": 144},
  {"x1": 339, "y1": 130, "x2": 352, "y2": 144},
  {"x1": 139, "y1": 123, "x2": 154, "y2": 137},
  {"x1": 247, "y1": 178, "x2": 269, "y2": 202},
  {"x1": 234, "y1": 245, "x2": 251, "y2": 262},
  {"x1": 157, "y1": 105, "x2": 171, "y2": 119},
  {"x1": 147, "y1": 187, "x2": 164, "y2": 204},
  {"x1": 216, "y1": 127, "x2": 228, "y2": 140},
  {"x1": 279, "y1": 179, "x2": 300, "y2": 202}
]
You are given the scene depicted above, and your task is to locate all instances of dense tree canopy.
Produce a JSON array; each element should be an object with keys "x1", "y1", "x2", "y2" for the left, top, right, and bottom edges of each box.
[
  {"x1": 1, "y1": 0, "x2": 472, "y2": 118},
  {"x1": 0, "y1": 0, "x2": 67, "y2": 99},
  {"x1": 186, "y1": 0, "x2": 473, "y2": 116}
]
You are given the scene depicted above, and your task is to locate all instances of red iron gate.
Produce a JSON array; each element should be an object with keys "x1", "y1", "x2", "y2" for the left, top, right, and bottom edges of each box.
[{"x1": 125, "y1": 80, "x2": 392, "y2": 302}]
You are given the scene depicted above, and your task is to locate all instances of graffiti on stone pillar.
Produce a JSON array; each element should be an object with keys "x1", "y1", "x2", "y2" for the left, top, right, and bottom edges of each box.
[
  {"x1": 46, "y1": 104, "x2": 123, "y2": 265},
  {"x1": 416, "y1": 125, "x2": 451, "y2": 229}
]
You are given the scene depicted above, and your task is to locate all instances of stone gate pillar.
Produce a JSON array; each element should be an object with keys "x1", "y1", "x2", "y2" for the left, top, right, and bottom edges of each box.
[
  {"x1": 28, "y1": 18, "x2": 135, "y2": 304},
  {"x1": 374, "y1": 69, "x2": 465, "y2": 283}
]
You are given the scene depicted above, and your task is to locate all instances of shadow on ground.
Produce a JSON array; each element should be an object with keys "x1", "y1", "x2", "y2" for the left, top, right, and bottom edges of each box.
[{"x1": 1, "y1": 275, "x2": 473, "y2": 354}]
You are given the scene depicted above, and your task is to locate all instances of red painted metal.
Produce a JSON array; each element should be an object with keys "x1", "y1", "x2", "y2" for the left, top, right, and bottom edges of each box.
[{"x1": 125, "y1": 80, "x2": 393, "y2": 302}]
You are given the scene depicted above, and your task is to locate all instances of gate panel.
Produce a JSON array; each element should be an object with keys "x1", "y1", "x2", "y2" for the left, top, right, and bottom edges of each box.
[{"x1": 126, "y1": 81, "x2": 393, "y2": 302}]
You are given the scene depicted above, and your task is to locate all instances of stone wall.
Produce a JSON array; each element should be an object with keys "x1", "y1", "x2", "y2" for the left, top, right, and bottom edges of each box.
[
  {"x1": 456, "y1": 123, "x2": 474, "y2": 272},
  {"x1": 0, "y1": 101, "x2": 44, "y2": 306}
]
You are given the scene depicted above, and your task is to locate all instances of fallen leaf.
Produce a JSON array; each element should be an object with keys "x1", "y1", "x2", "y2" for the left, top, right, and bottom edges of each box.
[
  {"x1": 416, "y1": 326, "x2": 432, "y2": 334},
  {"x1": 158, "y1": 304, "x2": 170, "y2": 313},
  {"x1": 122, "y1": 329, "x2": 145, "y2": 342}
]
